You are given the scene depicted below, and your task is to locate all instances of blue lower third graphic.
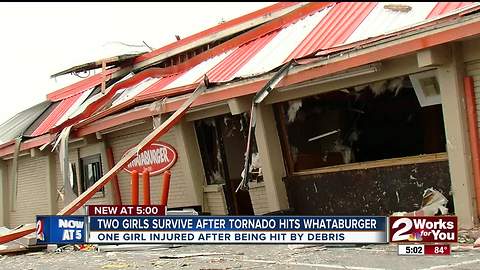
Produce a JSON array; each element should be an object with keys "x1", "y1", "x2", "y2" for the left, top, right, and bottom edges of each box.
[{"x1": 36, "y1": 216, "x2": 87, "y2": 244}]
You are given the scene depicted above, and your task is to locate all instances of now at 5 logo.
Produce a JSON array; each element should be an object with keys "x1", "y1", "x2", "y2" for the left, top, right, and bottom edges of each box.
[
  {"x1": 36, "y1": 219, "x2": 45, "y2": 241},
  {"x1": 389, "y1": 216, "x2": 457, "y2": 243}
]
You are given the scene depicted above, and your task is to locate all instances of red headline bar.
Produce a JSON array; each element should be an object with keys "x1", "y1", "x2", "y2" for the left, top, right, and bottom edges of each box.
[
  {"x1": 87, "y1": 205, "x2": 166, "y2": 216},
  {"x1": 424, "y1": 244, "x2": 450, "y2": 256}
]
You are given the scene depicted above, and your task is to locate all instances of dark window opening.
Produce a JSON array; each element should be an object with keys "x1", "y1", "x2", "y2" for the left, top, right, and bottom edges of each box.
[
  {"x1": 275, "y1": 76, "x2": 447, "y2": 173},
  {"x1": 195, "y1": 117, "x2": 227, "y2": 185},
  {"x1": 80, "y1": 154, "x2": 104, "y2": 194},
  {"x1": 195, "y1": 113, "x2": 262, "y2": 185},
  {"x1": 195, "y1": 113, "x2": 255, "y2": 215},
  {"x1": 71, "y1": 163, "x2": 79, "y2": 196}
]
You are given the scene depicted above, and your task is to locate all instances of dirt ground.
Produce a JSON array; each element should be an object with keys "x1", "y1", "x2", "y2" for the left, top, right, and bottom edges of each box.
[{"x1": 1, "y1": 243, "x2": 479, "y2": 270}]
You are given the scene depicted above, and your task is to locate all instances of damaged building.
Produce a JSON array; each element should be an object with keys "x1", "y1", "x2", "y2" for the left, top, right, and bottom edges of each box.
[{"x1": 1, "y1": 2, "x2": 480, "y2": 241}]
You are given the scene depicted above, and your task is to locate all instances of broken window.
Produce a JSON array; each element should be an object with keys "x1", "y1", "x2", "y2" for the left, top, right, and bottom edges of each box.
[
  {"x1": 195, "y1": 113, "x2": 262, "y2": 185},
  {"x1": 80, "y1": 154, "x2": 104, "y2": 194},
  {"x1": 195, "y1": 113, "x2": 256, "y2": 215},
  {"x1": 275, "y1": 75, "x2": 447, "y2": 173},
  {"x1": 195, "y1": 117, "x2": 227, "y2": 185}
]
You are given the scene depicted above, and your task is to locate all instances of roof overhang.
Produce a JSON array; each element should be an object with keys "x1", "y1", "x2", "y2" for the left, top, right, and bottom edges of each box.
[{"x1": 72, "y1": 10, "x2": 480, "y2": 138}]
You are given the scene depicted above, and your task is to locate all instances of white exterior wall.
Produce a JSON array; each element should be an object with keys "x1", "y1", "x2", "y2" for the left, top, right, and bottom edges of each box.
[{"x1": 8, "y1": 156, "x2": 50, "y2": 227}]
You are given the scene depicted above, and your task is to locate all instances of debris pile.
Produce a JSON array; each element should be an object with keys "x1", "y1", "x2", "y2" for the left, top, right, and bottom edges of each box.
[
  {"x1": 392, "y1": 187, "x2": 449, "y2": 216},
  {"x1": 0, "y1": 225, "x2": 44, "y2": 255}
]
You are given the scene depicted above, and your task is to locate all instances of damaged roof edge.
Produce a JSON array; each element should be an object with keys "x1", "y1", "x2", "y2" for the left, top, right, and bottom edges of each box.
[
  {"x1": 50, "y1": 53, "x2": 141, "y2": 79},
  {"x1": 132, "y1": 2, "x2": 306, "y2": 69},
  {"x1": 0, "y1": 101, "x2": 51, "y2": 145},
  {"x1": 49, "y1": 3, "x2": 303, "y2": 79},
  {"x1": 82, "y1": 2, "x2": 480, "y2": 125},
  {"x1": 70, "y1": 10, "x2": 480, "y2": 139}
]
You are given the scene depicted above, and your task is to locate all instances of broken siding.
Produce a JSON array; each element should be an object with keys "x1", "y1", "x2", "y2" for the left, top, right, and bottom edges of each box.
[
  {"x1": 466, "y1": 60, "x2": 480, "y2": 135},
  {"x1": 248, "y1": 183, "x2": 269, "y2": 215},
  {"x1": 107, "y1": 122, "x2": 194, "y2": 208},
  {"x1": 204, "y1": 186, "x2": 228, "y2": 215},
  {"x1": 8, "y1": 156, "x2": 49, "y2": 227}
]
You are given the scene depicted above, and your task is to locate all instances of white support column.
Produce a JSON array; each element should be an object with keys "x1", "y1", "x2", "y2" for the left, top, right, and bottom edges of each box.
[
  {"x1": 46, "y1": 154, "x2": 58, "y2": 215},
  {"x1": 255, "y1": 104, "x2": 289, "y2": 212},
  {"x1": 437, "y1": 43, "x2": 478, "y2": 228},
  {"x1": 99, "y1": 141, "x2": 115, "y2": 205},
  {"x1": 176, "y1": 120, "x2": 206, "y2": 210},
  {"x1": 0, "y1": 161, "x2": 8, "y2": 226}
]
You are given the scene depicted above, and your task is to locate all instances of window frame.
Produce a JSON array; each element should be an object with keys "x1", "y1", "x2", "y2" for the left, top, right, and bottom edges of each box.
[
  {"x1": 79, "y1": 154, "x2": 105, "y2": 196},
  {"x1": 273, "y1": 75, "x2": 448, "y2": 176}
]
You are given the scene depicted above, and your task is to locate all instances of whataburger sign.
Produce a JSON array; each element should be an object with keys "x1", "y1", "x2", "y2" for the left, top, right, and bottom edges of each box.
[{"x1": 122, "y1": 142, "x2": 177, "y2": 176}]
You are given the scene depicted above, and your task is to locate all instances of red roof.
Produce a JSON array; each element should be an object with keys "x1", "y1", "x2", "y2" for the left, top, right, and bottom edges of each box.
[
  {"x1": 22, "y1": 2, "x2": 480, "y2": 140},
  {"x1": 47, "y1": 68, "x2": 118, "y2": 101},
  {"x1": 206, "y1": 31, "x2": 280, "y2": 82},
  {"x1": 428, "y1": 2, "x2": 473, "y2": 18},
  {"x1": 31, "y1": 92, "x2": 83, "y2": 136},
  {"x1": 287, "y1": 2, "x2": 377, "y2": 60}
]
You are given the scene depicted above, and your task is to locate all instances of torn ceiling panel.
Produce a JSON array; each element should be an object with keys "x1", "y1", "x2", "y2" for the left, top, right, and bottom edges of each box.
[
  {"x1": 110, "y1": 77, "x2": 161, "y2": 107},
  {"x1": 53, "y1": 88, "x2": 95, "y2": 128},
  {"x1": 165, "y1": 50, "x2": 234, "y2": 89}
]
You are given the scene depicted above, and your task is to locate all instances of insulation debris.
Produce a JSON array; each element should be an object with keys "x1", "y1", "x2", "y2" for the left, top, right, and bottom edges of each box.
[
  {"x1": 287, "y1": 100, "x2": 302, "y2": 123},
  {"x1": 244, "y1": 152, "x2": 263, "y2": 182},
  {"x1": 387, "y1": 77, "x2": 404, "y2": 96},
  {"x1": 150, "y1": 98, "x2": 168, "y2": 129},
  {"x1": 370, "y1": 80, "x2": 388, "y2": 96},
  {"x1": 392, "y1": 187, "x2": 449, "y2": 216},
  {"x1": 369, "y1": 77, "x2": 406, "y2": 97},
  {"x1": 308, "y1": 129, "x2": 340, "y2": 142},
  {"x1": 354, "y1": 85, "x2": 368, "y2": 92},
  {"x1": 332, "y1": 139, "x2": 353, "y2": 164}
]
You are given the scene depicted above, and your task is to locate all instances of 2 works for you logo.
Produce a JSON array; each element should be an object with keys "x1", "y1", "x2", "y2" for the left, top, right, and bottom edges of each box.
[{"x1": 389, "y1": 216, "x2": 457, "y2": 243}]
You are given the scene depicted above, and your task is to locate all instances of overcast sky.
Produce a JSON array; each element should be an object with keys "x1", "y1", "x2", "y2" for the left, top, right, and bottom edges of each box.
[{"x1": 0, "y1": 2, "x2": 272, "y2": 124}]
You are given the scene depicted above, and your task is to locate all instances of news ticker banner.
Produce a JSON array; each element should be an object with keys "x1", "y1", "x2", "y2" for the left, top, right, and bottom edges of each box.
[
  {"x1": 36, "y1": 205, "x2": 457, "y2": 249},
  {"x1": 36, "y1": 206, "x2": 386, "y2": 244}
]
